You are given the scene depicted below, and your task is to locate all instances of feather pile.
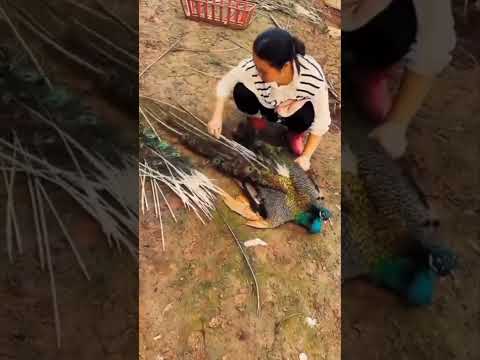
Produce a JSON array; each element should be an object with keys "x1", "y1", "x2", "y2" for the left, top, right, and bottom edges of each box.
[{"x1": 139, "y1": 126, "x2": 226, "y2": 251}]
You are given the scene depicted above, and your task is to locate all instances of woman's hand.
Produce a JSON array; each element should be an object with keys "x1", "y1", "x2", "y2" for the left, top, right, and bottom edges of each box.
[
  {"x1": 208, "y1": 112, "x2": 223, "y2": 139},
  {"x1": 369, "y1": 69, "x2": 434, "y2": 159},
  {"x1": 208, "y1": 97, "x2": 226, "y2": 139},
  {"x1": 295, "y1": 154, "x2": 311, "y2": 171},
  {"x1": 294, "y1": 132, "x2": 321, "y2": 171},
  {"x1": 369, "y1": 120, "x2": 408, "y2": 159}
]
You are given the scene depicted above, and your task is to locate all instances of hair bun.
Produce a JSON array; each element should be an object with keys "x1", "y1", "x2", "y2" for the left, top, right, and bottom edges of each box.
[{"x1": 292, "y1": 36, "x2": 306, "y2": 56}]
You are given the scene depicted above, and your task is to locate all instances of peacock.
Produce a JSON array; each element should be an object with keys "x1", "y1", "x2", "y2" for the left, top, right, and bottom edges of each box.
[
  {"x1": 341, "y1": 129, "x2": 457, "y2": 306},
  {"x1": 139, "y1": 97, "x2": 332, "y2": 233}
]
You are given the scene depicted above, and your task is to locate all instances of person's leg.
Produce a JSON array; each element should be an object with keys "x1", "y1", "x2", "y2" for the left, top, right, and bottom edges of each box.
[
  {"x1": 282, "y1": 102, "x2": 315, "y2": 156},
  {"x1": 233, "y1": 83, "x2": 274, "y2": 130},
  {"x1": 343, "y1": 0, "x2": 417, "y2": 124},
  {"x1": 351, "y1": 67, "x2": 393, "y2": 124}
]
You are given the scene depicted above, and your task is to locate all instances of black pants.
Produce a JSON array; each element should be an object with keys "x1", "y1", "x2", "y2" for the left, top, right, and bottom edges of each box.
[
  {"x1": 233, "y1": 83, "x2": 314, "y2": 134},
  {"x1": 342, "y1": 0, "x2": 417, "y2": 70}
]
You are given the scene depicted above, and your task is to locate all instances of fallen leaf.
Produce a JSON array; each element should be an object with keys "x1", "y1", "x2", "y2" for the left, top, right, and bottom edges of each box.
[{"x1": 299, "y1": 353, "x2": 308, "y2": 360}]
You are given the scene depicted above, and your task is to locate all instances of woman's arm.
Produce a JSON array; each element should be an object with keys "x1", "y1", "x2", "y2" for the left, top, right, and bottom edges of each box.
[
  {"x1": 386, "y1": 69, "x2": 433, "y2": 127},
  {"x1": 294, "y1": 133, "x2": 322, "y2": 171},
  {"x1": 370, "y1": 0, "x2": 456, "y2": 158},
  {"x1": 295, "y1": 85, "x2": 330, "y2": 170},
  {"x1": 208, "y1": 96, "x2": 226, "y2": 138},
  {"x1": 303, "y1": 133, "x2": 322, "y2": 158},
  {"x1": 208, "y1": 59, "x2": 249, "y2": 138}
]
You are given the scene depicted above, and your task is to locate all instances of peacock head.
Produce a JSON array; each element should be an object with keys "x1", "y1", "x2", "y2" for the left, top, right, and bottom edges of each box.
[
  {"x1": 428, "y1": 247, "x2": 457, "y2": 277},
  {"x1": 310, "y1": 181, "x2": 325, "y2": 210},
  {"x1": 415, "y1": 218, "x2": 457, "y2": 277}
]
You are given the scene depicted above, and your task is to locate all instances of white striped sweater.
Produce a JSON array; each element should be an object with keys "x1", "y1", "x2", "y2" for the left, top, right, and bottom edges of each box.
[{"x1": 216, "y1": 54, "x2": 331, "y2": 136}]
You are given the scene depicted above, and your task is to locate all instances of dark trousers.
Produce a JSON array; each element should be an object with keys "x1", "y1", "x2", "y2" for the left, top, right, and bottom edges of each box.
[
  {"x1": 233, "y1": 83, "x2": 314, "y2": 134},
  {"x1": 342, "y1": 0, "x2": 417, "y2": 70}
]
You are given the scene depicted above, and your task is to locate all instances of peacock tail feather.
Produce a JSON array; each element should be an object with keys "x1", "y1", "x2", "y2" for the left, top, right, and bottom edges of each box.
[{"x1": 139, "y1": 117, "x2": 225, "y2": 227}]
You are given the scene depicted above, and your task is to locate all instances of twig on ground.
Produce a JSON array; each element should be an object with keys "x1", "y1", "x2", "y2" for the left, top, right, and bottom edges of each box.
[
  {"x1": 326, "y1": 77, "x2": 340, "y2": 103},
  {"x1": 219, "y1": 34, "x2": 250, "y2": 52},
  {"x1": 173, "y1": 46, "x2": 240, "y2": 53},
  {"x1": 184, "y1": 65, "x2": 221, "y2": 79},
  {"x1": 270, "y1": 14, "x2": 282, "y2": 28},
  {"x1": 219, "y1": 212, "x2": 261, "y2": 316},
  {"x1": 140, "y1": 35, "x2": 184, "y2": 78}
]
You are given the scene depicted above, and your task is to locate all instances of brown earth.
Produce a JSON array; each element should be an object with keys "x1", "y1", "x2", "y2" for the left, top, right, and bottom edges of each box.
[
  {"x1": 139, "y1": 1, "x2": 341, "y2": 359},
  {"x1": 0, "y1": 2, "x2": 138, "y2": 358}
]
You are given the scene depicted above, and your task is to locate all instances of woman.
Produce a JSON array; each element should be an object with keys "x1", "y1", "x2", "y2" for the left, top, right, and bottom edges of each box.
[
  {"x1": 343, "y1": 0, "x2": 456, "y2": 158},
  {"x1": 208, "y1": 28, "x2": 331, "y2": 171}
]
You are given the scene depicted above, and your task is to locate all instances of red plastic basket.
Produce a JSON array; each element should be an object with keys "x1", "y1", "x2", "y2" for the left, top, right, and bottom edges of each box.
[{"x1": 180, "y1": 0, "x2": 256, "y2": 30}]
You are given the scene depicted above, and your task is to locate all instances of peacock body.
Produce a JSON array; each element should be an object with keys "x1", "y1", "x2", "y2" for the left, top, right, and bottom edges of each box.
[
  {"x1": 341, "y1": 138, "x2": 457, "y2": 304},
  {"x1": 183, "y1": 128, "x2": 326, "y2": 229},
  {"x1": 139, "y1": 97, "x2": 328, "y2": 230}
]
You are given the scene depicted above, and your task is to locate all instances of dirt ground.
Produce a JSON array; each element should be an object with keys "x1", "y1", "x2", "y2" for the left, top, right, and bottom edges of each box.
[
  {"x1": 0, "y1": 3, "x2": 138, "y2": 358},
  {"x1": 342, "y1": 3, "x2": 480, "y2": 359},
  {"x1": 139, "y1": 1, "x2": 341, "y2": 359}
]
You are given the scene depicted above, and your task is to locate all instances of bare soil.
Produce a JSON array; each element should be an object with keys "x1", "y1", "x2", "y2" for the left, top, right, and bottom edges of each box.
[
  {"x1": 0, "y1": 2, "x2": 138, "y2": 358},
  {"x1": 139, "y1": 1, "x2": 341, "y2": 359}
]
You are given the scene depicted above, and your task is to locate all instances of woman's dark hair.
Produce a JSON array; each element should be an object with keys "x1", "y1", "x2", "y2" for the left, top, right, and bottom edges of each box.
[{"x1": 253, "y1": 28, "x2": 306, "y2": 70}]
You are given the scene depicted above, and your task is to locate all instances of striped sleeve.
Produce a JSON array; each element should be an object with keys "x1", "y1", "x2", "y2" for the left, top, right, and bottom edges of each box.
[
  {"x1": 309, "y1": 84, "x2": 331, "y2": 136},
  {"x1": 296, "y1": 55, "x2": 331, "y2": 135},
  {"x1": 216, "y1": 58, "x2": 253, "y2": 98}
]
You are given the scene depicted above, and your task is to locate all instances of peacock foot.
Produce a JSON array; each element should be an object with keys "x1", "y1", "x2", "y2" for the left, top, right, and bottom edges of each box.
[{"x1": 222, "y1": 193, "x2": 263, "y2": 221}]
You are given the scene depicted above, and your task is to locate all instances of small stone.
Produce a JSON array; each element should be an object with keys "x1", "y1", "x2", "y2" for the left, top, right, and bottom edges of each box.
[
  {"x1": 305, "y1": 317, "x2": 317, "y2": 328},
  {"x1": 208, "y1": 317, "x2": 221, "y2": 328},
  {"x1": 299, "y1": 353, "x2": 308, "y2": 360}
]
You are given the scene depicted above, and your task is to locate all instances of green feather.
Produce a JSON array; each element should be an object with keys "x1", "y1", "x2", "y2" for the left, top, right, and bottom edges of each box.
[
  {"x1": 406, "y1": 270, "x2": 436, "y2": 306},
  {"x1": 295, "y1": 211, "x2": 313, "y2": 227},
  {"x1": 371, "y1": 257, "x2": 415, "y2": 293}
]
